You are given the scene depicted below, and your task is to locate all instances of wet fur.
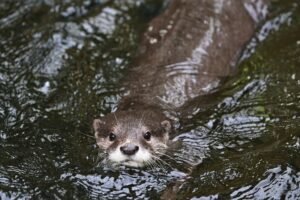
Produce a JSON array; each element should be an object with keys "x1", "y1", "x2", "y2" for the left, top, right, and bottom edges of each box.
[
  {"x1": 93, "y1": 0, "x2": 268, "y2": 167},
  {"x1": 94, "y1": 110, "x2": 171, "y2": 167}
]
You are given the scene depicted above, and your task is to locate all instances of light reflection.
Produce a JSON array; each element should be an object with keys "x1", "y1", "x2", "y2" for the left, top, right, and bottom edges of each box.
[
  {"x1": 0, "y1": 0, "x2": 300, "y2": 199},
  {"x1": 231, "y1": 166, "x2": 300, "y2": 200},
  {"x1": 86, "y1": 7, "x2": 119, "y2": 35},
  {"x1": 241, "y1": 11, "x2": 292, "y2": 61},
  {"x1": 60, "y1": 170, "x2": 180, "y2": 198}
]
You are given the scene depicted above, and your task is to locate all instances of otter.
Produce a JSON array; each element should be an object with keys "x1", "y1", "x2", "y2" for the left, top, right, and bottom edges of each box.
[
  {"x1": 93, "y1": 110, "x2": 171, "y2": 167},
  {"x1": 93, "y1": 0, "x2": 269, "y2": 167}
]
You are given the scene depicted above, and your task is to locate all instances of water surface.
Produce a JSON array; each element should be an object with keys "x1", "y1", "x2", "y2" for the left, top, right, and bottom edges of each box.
[{"x1": 1, "y1": 0, "x2": 300, "y2": 199}]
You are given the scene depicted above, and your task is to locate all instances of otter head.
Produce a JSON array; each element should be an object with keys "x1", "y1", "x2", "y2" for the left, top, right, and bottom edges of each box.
[{"x1": 93, "y1": 110, "x2": 172, "y2": 167}]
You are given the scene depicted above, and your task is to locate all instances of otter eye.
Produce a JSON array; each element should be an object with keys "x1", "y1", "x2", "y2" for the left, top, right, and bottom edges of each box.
[
  {"x1": 144, "y1": 131, "x2": 151, "y2": 141},
  {"x1": 109, "y1": 133, "x2": 116, "y2": 141}
]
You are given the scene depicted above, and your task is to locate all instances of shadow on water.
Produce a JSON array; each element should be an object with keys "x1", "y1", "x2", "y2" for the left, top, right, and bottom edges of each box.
[{"x1": 0, "y1": 0, "x2": 300, "y2": 199}]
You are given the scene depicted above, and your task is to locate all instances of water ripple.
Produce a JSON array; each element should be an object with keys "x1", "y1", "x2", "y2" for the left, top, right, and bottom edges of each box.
[{"x1": 231, "y1": 166, "x2": 300, "y2": 200}]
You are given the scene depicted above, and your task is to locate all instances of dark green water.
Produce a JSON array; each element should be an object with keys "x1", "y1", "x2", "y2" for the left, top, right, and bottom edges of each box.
[{"x1": 1, "y1": 0, "x2": 300, "y2": 199}]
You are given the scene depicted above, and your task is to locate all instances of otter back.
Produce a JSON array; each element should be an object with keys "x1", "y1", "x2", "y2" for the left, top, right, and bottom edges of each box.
[
  {"x1": 93, "y1": 0, "x2": 269, "y2": 168},
  {"x1": 118, "y1": 0, "x2": 266, "y2": 113}
]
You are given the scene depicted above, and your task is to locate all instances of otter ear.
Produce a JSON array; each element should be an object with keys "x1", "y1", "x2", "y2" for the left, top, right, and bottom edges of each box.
[
  {"x1": 161, "y1": 120, "x2": 171, "y2": 133},
  {"x1": 93, "y1": 119, "x2": 104, "y2": 132}
]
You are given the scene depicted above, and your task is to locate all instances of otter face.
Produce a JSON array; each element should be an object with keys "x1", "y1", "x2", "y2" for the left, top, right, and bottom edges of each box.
[{"x1": 93, "y1": 111, "x2": 171, "y2": 167}]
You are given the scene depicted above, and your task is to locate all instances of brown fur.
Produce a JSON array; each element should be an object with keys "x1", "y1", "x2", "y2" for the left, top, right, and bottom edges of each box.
[
  {"x1": 94, "y1": 110, "x2": 171, "y2": 154},
  {"x1": 93, "y1": 0, "x2": 268, "y2": 167}
]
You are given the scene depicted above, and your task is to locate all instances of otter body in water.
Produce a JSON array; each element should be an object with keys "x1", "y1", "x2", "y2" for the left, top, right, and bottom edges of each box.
[{"x1": 93, "y1": 0, "x2": 268, "y2": 167}]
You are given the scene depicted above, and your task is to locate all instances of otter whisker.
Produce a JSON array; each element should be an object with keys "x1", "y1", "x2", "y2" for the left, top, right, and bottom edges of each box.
[
  {"x1": 156, "y1": 162, "x2": 167, "y2": 172},
  {"x1": 113, "y1": 112, "x2": 119, "y2": 125},
  {"x1": 154, "y1": 144, "x2": 168, "y2": 149},
  {"x1": 138, "y1": 111, "x2": 145, "y2": 128},
  {"x1": 144, "y1": 160, "x2": 151, "y2": 169},
  {"x1": 148, "y1": 159, "x2": 161, "y2": 171},
  {"x1": 155, "y1": 151, "x2": 183, "y2": 164},
  {"x1": 95, "y1": 157, "x2": 107, "y2": 168},
  {"x1": 146, "y1": 158, "x2": 158, "y2": 170},
  {"x1": 156, "y1": 151, "x2": 178, "y2": 161},
  {"x1": 152, "y1": 158, "x2": 164, "y2": 169},
  {"x1": 151, "y1": 155, "x2": 170, "y2": 170},
  {"x1": 156, "y1": 151, "x2": 191, "y2": 166},
  {"x1": 146, "y1": 159, "x2": 156, "y2": 171},
  {"x1": 93, "y1": 150, "x2": 112, "y2": 168},
  {"x1": 146, "y1": 160, "x2": 156, "y2": 171},
  {"x1": 79, "y1": 132, "x2": 95, "y2": 139}
]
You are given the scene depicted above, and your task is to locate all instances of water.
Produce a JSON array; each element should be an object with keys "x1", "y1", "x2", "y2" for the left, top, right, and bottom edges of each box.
[{"x1": 0, "y1": 0, "x2": 300, "y2": 199}]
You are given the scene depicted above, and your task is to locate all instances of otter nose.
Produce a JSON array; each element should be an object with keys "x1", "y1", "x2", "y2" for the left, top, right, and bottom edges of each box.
[{"x1": 120, "y1": 144, "x2": 139, "y2": 156}]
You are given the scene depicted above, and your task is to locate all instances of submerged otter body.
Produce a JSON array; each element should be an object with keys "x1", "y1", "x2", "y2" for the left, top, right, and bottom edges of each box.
[{"x1": 93, "y1": 0, "x2": 268, "y2": 167}]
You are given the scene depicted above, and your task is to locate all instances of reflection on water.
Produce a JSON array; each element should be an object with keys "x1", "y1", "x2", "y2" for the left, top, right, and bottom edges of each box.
[
  {"x1": 232, "y1": 166, "x2": 300, "y2": 199},
  {"x1": 60, "y1": 168, "x2": 186, "y2": 199},
  {"x1": 1, "y1": 0, "x2": 300, "y2": 199}
]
